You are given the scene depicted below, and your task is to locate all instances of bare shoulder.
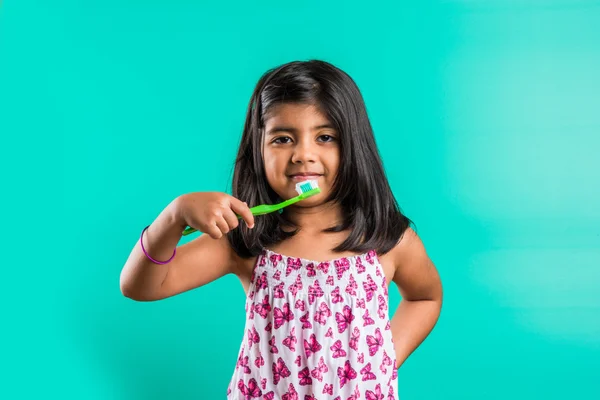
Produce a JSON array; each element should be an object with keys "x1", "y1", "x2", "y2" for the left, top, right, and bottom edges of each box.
[{"x1": 389, "y1": 227, "x2": 443, "y2": 301}]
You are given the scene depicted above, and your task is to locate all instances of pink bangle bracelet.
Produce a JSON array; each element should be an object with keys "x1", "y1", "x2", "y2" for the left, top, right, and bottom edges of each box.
[{"x1": 140, "y1": 225, "x2": 176, "y2": 265}]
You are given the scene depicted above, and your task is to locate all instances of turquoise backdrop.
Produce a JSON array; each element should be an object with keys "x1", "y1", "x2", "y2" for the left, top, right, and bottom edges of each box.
[{"x1": 1, "y1": 0, "x2": 599, "y2": 399}]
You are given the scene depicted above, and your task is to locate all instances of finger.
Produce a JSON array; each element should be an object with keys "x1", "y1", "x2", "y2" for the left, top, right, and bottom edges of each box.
[
  {"x1": 222, "y1": 207, "x2": 240, "y2": 231},
  {"x1": 201, "y1": 219, "x2": 223, "y2": 239},
  {"x1": 214, "y1": 216, "x2": 230, "y2": 236},
  {"x1": 229, "y1": 197, "x2": 255, "y2": 228}
]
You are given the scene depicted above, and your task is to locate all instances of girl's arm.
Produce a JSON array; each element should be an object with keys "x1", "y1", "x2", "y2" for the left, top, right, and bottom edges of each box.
[
  {"x1": 389, "y1": 228, "x2": 443, "y2": 368},
  {"x1": 119, "y1": 198, "x2": 241, "y2": 301}
]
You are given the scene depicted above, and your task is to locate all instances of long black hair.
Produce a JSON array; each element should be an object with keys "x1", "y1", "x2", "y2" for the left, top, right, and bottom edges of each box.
[{"x1": 228, "y1": 60, "x2": 413, "y2": 258}]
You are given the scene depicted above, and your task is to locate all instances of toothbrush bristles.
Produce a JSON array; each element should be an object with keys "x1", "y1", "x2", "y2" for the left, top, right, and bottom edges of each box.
[{"x1": 295, "y1": 179, "x2": 319, "y2": 195}]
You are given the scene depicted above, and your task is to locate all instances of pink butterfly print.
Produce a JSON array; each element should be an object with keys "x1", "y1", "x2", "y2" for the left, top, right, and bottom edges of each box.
[
  {"x1": 381, "y1": 353, "x2": 393, "y2": 374},
  {"x1": 366, "y1": 250, "x2": 376, "y2": 265},
  {"x1": 294, "y1": 355, "x2": 301, "y2": 366},
  {"x1": 330, "y1": 340, "x2": 347, "y2": 358},
  {"x1": 325, "y1": 327, "x2": 334, "y2": 338},
  {"x1": 357, "y1": 298, "x2": 366, "y2": 309},
  {"x1": 256, "y1": 272, "x2": 269, "y2": 290},
  {"x1": 360, "y1": 362, "x2": 377, "y2": 381},
  {"x1": 273, "y1": 302, "x2": 294, "y2": 329},
  {"x1": 259, "y1": 255, "x2": 267, "y2": 267},
  {"x1": 289, "y1": 274, "x2": 303, "y2": 296},
  {"x1": 375, "y1": 265, "x2": 383, "y2": 277},
  {"x1": 227, "y1": 387, "x2": 231, "y2": 395},
  {"x1": 236, "y1": 379, "x2": 245, "y2": 395},
  {"x1": 247, "y1": 326, "x2": 260, "y2": 347},
  {"x1": 334, "y1": 258, "x2": 350, "y2": 279},
  {"x1": 306, "y1": 262, "x2": 316, "y2": 277},
  {"x1": 249, "y1": 290, "x2": 256, "y2": 300},
  {"x1": 377, "y1": 294, "x2": 387, "y2": 319},
  {"x1": 365, "y1": 383, "x2": 384, "y2": 400},
  {"x1": 363, "y1": 274, "x2": 378, "y2": 302},
  {"x1": 272, "y1": 357, "x2": 291, "y2": 385},
  {"x1": 282, "y1": 383, "x2": 298, "y2": 400},
  {"x1": 273, "y1": 282, "x2": 285, "y2": 298},
  {"x1": 254, "y1": 355, "x2": 264, "y2": 368},
  {"x1": 363, "y1": 309, "x2": 375, "y2": 327},
  {"x1": 331, "y1": 286, "x2": 344, "y2": 303},
  {"x1": 317, "y1": 261, "x2": 330, "y2": 274},
  {"x1": 260, "y1": 378, "x2": 267, "y2": 390},
  {"x1": 265, "y1": 322, "x2": 272, "y2": 332},
  {"x1": 248, "y1": 306, "x2": 255, "y2": 320},
  {"x1": 387, "y1": 386, "x2": 395, "y2": 400},
  {"x1": 325, "y1": 275, "x2": 334, "y2": 285},
  {"x1": 282, "y1": 326, "x2": 297, "y2": 352},
  {"x1": 335, "y1": 305, "x2": 355, "y2": 333},
  {"x1": 385, "y1": 320, "x2": 391, "y2": 330},
  {"x1": 269, "y1": 335, "x2": 279, "y2": 354},
  {"x1": 300, "y1": 312, "x2": 312, "y2": 329},
  {"x1": 366, "y1": 327, "x2": 384, "y2": 356},
  {"x1": 270, "y1": 253, "x2": 282, "y2": 266},
  {"x1": 303, "y1": 333, "x2": 322, "y2": 357},
  {"x1": 254, "y1": 295, "x2": 272, "y2": 319},
  {"x1": 356, "y1": 256, "x2": 366, "y2": 273},
  {"x1": 357, "y1": 352, "x2": 364, "y2": 363},
  {"x1": 349, "y1": 326, "x2": 360, "y2": 351},
  {"x1": 337, "y1": 359, "x2": 357, "y2": 388},
  {"x1": 272, "y1": 270, "x2": 281, "y2": 281},
  {"x1": 334, "y1": 397, "x2": 341, "y2": 400},
  {"x1": 348, "y1": 384, "x2": 361, "y2": 400},
  {"x1": 263, "y1": 391, "x2": 275, "y2": 400},
  {"x1": 305, "y1": 395, "x2": 317, "y2": 400},
  {"x1": 286, "y1": 257, "x2": 302, "y2": 276},
  {"x1": 298, "y1": 367, "x2": 312, "y2": 386},
  {"x1": 307, "y1": 280, "x2": 324, "y2": 305},
  {"x1": 238, "y1": 378, "x2": 262, "y2": 398},
  {"x1": 392, "y1": 367, "x2": 398, "y2": 381},
  {"x1": 322, "y1": 383, "x2": 334, "y2": 395},
  {"x1": 314, "y1": 301, "x2": 331, "y2": 325},
  {"x1": 345, "y1": 274, "x2": 357, "y2": 296},
  {"x1": 310, "y1": 356, "x2": 328, "y2": 382},
  {"x1": 295, "y1": 299, "x2": 306, "y2": 311},
  {"x1": 237, "y1": 355, "x2": 251, "y2": 374}
]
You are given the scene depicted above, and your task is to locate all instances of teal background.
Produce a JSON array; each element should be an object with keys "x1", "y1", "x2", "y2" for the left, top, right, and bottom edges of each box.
[{"x1": 2, "y1": 0, "x2": 599, "y2": 398}]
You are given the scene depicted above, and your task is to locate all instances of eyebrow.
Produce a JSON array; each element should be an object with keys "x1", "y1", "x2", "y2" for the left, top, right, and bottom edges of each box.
[{"x1": 266, "y1": 124, "x2": 335, "y2": 135}]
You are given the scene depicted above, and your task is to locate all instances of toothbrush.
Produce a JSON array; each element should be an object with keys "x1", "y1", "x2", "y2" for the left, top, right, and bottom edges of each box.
[{"x1": 181, "y1": 180, "x2": 321, "y2": 236}]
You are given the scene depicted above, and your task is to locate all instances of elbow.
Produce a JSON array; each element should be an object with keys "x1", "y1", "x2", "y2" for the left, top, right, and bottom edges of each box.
[
  {"x1": 120, "y1": 279, "x2": 138, "y2": 300},
  {"x1": 119, "y1": 273, "x2": 145, "y2": 301},
  {"x1": 120, "y1": 279, "x2": 159, "y2": 302}
]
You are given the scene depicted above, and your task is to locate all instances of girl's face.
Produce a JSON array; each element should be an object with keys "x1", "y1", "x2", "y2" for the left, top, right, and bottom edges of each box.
[{"x1": 262, "y1": 103, "x2": 340, "y2": 206}]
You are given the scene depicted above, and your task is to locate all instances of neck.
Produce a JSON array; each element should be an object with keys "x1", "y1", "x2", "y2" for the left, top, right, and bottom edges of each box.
[{"x1": 281, "y1": 201, "x2": 343, "y2": 233}]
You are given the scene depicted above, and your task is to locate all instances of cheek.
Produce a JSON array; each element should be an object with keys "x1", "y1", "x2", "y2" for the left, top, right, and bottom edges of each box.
[
  {"x1": 327, "y1": 153, "x2": 341, "y2": 178},
  {"x1": 262, "y1": 153, "x2": 282, "y2": 182}
]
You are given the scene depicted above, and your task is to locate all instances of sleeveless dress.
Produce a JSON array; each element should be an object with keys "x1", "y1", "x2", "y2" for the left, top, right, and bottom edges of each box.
[{"x1": 227, "y1": 247, "x2": 399, "y2": 400}]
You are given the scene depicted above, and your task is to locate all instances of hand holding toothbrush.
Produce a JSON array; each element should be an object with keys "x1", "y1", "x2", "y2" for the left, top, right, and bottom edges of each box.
[
  {"x1": 179, "y1": 180, "x2": 321, "y2": 237},
  {"x1": 175, "y1": 192, "x2": 256, "y2": 240}
]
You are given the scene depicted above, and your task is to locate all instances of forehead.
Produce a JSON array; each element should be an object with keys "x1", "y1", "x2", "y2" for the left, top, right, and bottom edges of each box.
[{"x1": 264, "y1": 103, "x2": 332, "y2": 131}]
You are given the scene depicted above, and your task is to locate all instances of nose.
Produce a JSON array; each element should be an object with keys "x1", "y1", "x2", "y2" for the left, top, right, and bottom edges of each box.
[{"x1": 291, "y1": 138, "x2": 317, "y2": 164}]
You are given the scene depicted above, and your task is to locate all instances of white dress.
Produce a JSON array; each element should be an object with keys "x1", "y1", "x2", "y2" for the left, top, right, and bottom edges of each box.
[{"x1": 227, "y1": 248, "x2": 399, "y2": 400}]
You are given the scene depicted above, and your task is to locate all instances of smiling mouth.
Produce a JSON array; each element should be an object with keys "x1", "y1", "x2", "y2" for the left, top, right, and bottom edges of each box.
[{"x1": 288, "y1": 174, "x2": 322, "y2": 181}]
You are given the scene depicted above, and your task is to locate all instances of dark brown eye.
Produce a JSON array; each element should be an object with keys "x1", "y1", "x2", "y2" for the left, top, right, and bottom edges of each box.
[
  {"x1": 318, "y1": 135, "x2": 335, "y2": 142},
  {"x1": 273, "y1": 137, "x2": 292, "y2": 144}
]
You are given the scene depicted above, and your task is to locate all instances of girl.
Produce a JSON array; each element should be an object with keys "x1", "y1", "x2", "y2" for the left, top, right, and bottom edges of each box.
[{"x1": 120, "y1": 60, "x2": 443, "y2": 399}]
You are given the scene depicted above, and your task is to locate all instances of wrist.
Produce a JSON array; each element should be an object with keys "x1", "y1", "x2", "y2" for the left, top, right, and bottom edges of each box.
[{"x1": 166, "y1": 197, "x2": 188, "y2": 232}]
